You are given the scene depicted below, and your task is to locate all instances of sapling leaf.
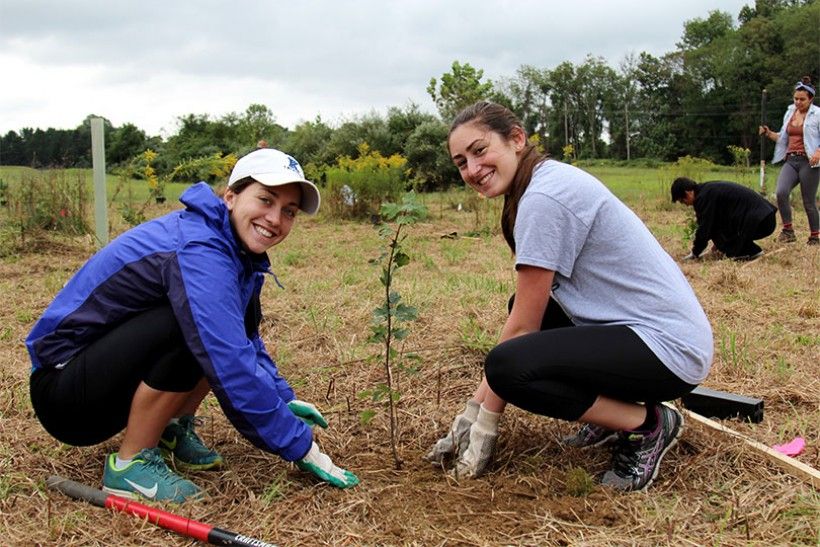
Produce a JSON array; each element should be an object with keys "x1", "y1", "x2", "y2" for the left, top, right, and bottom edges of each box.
[
  {"x1": 394, "y1": 304, "x2": 418, "y2": 322},
  {"x1": 359, "y1": 409, "x2": 376, "y2": 425},
  {"x1": 398, "y1": 360, "x2": 420, "y2": 374},
  {"x1": 372, "y1": 383, "x2": 390, "y2": 401},
  {"x1": 394, "y1": 251, "x2": 410, "y2": 267},
  {"x1": 373, "y1": 304, "x2": 390, "y2": 320}
]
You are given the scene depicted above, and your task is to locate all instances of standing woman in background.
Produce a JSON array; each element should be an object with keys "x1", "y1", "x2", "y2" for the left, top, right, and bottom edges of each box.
[{"x1": 759, "y1": 76, "x2": 820, "y2": 245}]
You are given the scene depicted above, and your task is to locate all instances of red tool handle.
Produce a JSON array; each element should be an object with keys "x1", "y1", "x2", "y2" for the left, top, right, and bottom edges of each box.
[{"x1": 47, "y1": 475, "x2": 276, "y2": 547}]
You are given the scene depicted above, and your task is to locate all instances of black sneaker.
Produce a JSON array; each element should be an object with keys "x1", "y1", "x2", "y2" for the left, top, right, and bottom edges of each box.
[
  {"x1": 777, "y1": 229, "x2": 796, "y2": 243},
  {"x1": 731, "y1": 250, "x2": 764, "y2": 262},
  {"x1": 562, "y1": 424, "x2": 618, "y2": 448},
  {"x1": 600, "y1": 405, "x2": 683, "y2": 492}
]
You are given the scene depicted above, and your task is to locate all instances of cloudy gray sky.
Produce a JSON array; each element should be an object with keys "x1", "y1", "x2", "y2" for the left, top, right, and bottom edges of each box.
[{"x1": 1, "y1": 0, "x2": 750, "y2": 136}]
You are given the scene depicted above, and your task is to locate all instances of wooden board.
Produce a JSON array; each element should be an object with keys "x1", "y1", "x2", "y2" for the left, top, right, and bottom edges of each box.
[{"x1": 682, "y1": 408, "x2": 820, "y2": 490}]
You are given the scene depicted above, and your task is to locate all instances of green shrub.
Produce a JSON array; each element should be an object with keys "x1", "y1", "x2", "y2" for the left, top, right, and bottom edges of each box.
[
  {"x1": 661, "y1": 155, "x2": 717, "y2": 184},
  {"x1": 0, "y1": 171, "x2": 91, "y2": 256},
  {"x1": 323, "y1": 144, "x2": 408, "y2": 219},
  {"x1": 169, "y1": 152, "x2": 238, "y2": 185},
  {"x1": 7, "y1": 171, "x2": 90, "y2": 236}
]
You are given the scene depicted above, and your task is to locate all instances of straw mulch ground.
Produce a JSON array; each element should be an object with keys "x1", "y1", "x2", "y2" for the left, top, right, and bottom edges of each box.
[{"x1": 1, "y1": 194, "x2": 817, "y2": 546}]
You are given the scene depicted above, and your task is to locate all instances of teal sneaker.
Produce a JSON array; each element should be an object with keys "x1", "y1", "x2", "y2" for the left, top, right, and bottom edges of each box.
[
  {"x1": 102, "y1": 448, "x2": 202, "y2": 503},
  {"x1": 160, "y1": 415, "x2": 223, "y2": 470}
]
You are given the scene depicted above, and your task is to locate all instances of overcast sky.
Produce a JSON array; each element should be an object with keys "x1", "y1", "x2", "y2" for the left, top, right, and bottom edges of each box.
[{"x1": 1, "y1": 0, "x2": 751, "y2": 137}]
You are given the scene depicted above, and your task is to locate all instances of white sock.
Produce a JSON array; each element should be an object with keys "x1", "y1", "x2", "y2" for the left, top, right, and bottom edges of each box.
[
  {"x1": 476, "y1": 405, "x2": 501, "y2": 432},
  {"x1": 114, "y1": 454, "x2": 133, "y2": 470}
]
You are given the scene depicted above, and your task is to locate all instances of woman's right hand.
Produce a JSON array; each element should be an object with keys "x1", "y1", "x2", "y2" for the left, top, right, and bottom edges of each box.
[
  {"x1": 758, "y1": 125, "x2": 769, "y2": 136},
  {"x1": 296, "y1": 442, "x2": 359, "y2": 488}
]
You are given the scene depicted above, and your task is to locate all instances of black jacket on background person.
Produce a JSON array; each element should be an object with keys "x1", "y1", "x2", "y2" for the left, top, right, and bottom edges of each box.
[{"x1": 691, "y1": 181, "x2": 777, "y2": 257}]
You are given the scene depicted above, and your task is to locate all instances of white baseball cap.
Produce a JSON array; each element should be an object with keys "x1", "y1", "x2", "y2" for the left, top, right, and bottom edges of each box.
[{"x1": 227, "y1": 148, "x2": 321, "y2": 215}]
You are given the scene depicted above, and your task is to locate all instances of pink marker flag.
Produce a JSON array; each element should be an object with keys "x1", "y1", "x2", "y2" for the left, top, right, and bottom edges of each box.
[{"x1": 772, "y1": 437, "x2": 806, "y2": 457}]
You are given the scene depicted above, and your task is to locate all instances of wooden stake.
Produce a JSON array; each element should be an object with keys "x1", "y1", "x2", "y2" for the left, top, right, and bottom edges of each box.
[{"x1": 682, "y1": 409, "x2": 820, "y2": 490}]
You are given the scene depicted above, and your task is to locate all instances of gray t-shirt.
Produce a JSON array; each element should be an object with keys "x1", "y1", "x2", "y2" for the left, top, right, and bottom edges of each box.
[{"x1": 514, "y1": 160, "x2": 713, "y2": 384}]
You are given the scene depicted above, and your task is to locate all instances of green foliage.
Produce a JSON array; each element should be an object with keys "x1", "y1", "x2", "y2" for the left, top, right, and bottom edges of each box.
[
  {"x1": 366, "y1": 192, "x2": 428, "y2": 469},
  {"x1": 404, "y1": 120, "x2": 457, "y2": 191},
  {"x1": 141, "y1": 149, "x2": 164, "y2": 200},
  {"x1": 678, "y1": 10, "x2": 734, "y2": 50},
  {"x1": 169, "y1": 152, "x2": 238, "y2": 185},
  {"x1": 459, "y1": 317, "x2": 495, "y2": 353},
  {"x1": 662, "y1": 155, "x2": 718, "y2": 184},
  {"x1": 285, "y1": 116, "x2": 335, "y2": 167},
  {"x1": 107, "y1": 123, "x2": 149, "y2": 165},
  {"x1": 260, "y1": 472, "x2": 292, "y2": 504},
  {"x1": 4, "y1": 171, "x2": 91, "y2": 244},
  {"x1": 727, "y1": 145, "x2": 751, "y2": 168},
  {"x1": 683, "y1": 213, "x2": 698, "y2": 242},
  {"x1": 564, "y1": 466, "x2": 596, "y2": 497},
  {"x1": 428, "y1": 61, "x2": 495, "y2": 121},
  {"x1": 728, "y1": 145, "x2": 753, "y2": 187},
  {"x1": 323, "y1": 143, "x2": 409, "y2": 219}
]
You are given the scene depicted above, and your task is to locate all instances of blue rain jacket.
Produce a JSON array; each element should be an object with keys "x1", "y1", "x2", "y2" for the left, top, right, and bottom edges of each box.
[{"x1": 26, "y1": 182, "x2": 312, "y2": 461}]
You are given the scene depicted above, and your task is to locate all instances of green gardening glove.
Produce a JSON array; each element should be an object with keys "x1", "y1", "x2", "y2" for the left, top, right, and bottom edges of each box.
[
  {"x1": 287, "y1": 399, "x2": 328, "y2": 428},
  {"x1": 296, "y1": 442, "x2": 360, "y2": 489}
]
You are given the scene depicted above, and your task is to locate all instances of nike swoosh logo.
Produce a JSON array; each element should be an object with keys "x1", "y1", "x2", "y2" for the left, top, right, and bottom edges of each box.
[
  {"x1": 124, "y1": 479, "x2": 158, "y2": 499},
  {"x1": 160, "y1": 437, "x2": 177, "y2": 450}
]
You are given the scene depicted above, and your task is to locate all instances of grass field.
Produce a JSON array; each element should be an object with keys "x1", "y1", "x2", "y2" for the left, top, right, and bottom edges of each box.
[{"x1": 0, "y1": 164, "x2": 817, "y2": 545}]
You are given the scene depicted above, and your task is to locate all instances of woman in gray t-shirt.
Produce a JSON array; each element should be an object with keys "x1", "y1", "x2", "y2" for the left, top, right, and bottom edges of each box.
[{"x1": 425, "y1": 101, "x2": 713, "y2": 492}]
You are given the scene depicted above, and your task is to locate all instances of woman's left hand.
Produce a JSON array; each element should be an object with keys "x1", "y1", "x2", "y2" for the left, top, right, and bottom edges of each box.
[
  {"x1": 450, "y1": 421, "x2": 498, "y2": 479},
  {"x1": 810, "y1": 150, "x2": 820, "y2": 168},
  {"x1": 288, "y1": 399, "x2": 329, "y2": 428}
]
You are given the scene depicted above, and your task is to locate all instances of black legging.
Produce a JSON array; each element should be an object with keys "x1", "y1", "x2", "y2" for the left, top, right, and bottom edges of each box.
[
  {"x1": 484, "y1": 296, "x2": 696, "y2": 421},
  {"x1": 712, "y1": 209, "x2": 776, "y2": 257},
  {"x1": 30, "y1": 305, "x2": 203, "y2": 446}
]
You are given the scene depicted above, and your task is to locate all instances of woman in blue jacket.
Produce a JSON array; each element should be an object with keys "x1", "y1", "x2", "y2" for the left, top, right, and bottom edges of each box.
[
  {"x1": 759, "y1": 76, "x2": 820, "y2": 245},
  {"x1": 27, "y1": 148, "x2": 359, "y2": 503}
]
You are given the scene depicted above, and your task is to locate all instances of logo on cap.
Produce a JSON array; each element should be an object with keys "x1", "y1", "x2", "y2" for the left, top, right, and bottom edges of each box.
[{"x1": 286, "y1": 156, "x2": 302, "y2": 175}]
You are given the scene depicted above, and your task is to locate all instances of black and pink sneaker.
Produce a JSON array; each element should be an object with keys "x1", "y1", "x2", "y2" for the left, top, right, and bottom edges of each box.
[
  {"x1": 600, "y1": 404, "x2": 684, "y2": 492},
  {"x1": 562, "y1": 423, "x2": 618, "y2": 448}
]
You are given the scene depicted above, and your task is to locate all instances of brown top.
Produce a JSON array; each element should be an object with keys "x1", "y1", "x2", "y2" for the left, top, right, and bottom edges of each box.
[{"x1": 786, "y1": 114, "x2": 805, "y2": 155}]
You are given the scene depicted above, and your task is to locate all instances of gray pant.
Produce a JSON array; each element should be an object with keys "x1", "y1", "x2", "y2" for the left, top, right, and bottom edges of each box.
[{"x1": 775, "y1": 154, "x2": 820, "y2": 232}]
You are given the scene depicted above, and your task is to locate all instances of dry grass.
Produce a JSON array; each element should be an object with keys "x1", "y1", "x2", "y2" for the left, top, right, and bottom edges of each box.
[{"x1": 1, "y1": 188, "x2": 818, "y2": 546}]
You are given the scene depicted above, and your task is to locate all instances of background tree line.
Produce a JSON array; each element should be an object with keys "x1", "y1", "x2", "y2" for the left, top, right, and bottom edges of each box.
[{"x1": 1, "y1": 0, "x2": 817, "y2": 193}]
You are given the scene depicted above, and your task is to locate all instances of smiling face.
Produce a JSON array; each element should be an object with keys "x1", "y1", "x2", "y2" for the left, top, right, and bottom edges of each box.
[
  {"x1": 448, "y1": 121, "x2": 526, "y2": 198},
  {"x1": 224, "y1": 181, "x2": 301, "y2": 254},
  {"x1": 793, "y1": 90, "x2": 812, "y2": 113}
]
